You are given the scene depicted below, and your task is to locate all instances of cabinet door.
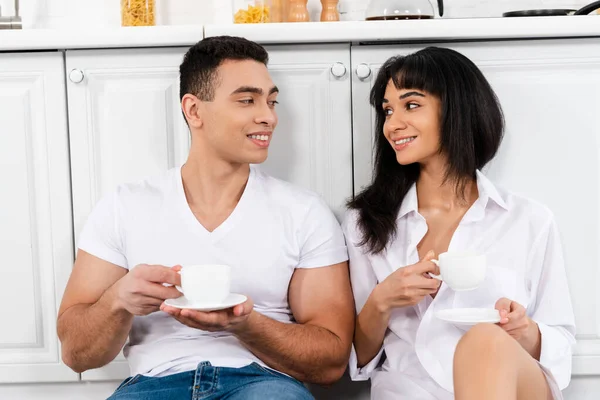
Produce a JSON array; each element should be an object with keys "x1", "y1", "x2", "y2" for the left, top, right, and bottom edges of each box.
[
  {"x1": 351, "y1": 39, "x2": 600, "y2": 375},
  {"x1": 0, "y1": 53, "x2": 78, "y2": 383},
  {"x1": 66, "y1": 48, "x2": 190, "y2": 381},
  {"x1": 261, "y1": 44, "x2": 353, "y2": 220}
]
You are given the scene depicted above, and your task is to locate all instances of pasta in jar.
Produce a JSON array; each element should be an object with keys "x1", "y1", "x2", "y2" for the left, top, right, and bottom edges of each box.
[
  {"x1": 121, "y1": 0, "x2": 155, "y2": 26},
  {"x1": 234, "y1": 0, "x2": 272, "y2": 24}
]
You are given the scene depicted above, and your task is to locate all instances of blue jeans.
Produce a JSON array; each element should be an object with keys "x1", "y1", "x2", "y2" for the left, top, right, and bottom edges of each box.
[{"x1": 107, "y1": 362, "x2": 315, "y2": 400}]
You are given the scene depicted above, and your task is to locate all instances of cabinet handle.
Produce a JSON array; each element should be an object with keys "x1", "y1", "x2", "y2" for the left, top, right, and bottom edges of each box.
[
  {"x1": 355, "y1": 63, "x2": 372, "y2": 80},
  {"x1": 330, "y1": 62, "x2": 347, "y2": 78},
  {"x1": 69, "y1": 69, "x2": 85, "y2": 84}
]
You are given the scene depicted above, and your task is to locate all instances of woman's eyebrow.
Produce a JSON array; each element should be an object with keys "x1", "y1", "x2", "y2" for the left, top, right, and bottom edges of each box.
[{"x1": 399, "y1": 91, "x2": 425, "y2": 99}]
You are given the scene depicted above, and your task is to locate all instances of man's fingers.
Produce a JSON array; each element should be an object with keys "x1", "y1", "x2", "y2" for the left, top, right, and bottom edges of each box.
[
  {"x1": 139, "y1": 295, "x2": 167, "y2": 307},
  {"x1": 139, "y1": 265, "x2": 182, "y2": 286},
  {"x1": 141, "y1": 282, "x2": 182, "y2": 300},
  {"x1": 161, "y1": 304, "x2": 182, "y2": 316},
  {"x1": 179, "y1": 309, "x2": 234, "y2": 330},
  {"x1": 232, "y1": 299, "x2": 254, "y2": 317}
]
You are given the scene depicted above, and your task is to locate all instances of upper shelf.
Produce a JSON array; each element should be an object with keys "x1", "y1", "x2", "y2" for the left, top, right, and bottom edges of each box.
[
  {"x1": 0, "y1": 25, "x2": 205, "y2": 52},
  {"x1": 205, "y1": 16, "x2": 600, "y2": 44},
  {"x1": 1, "y1": 16, "x2": 600, "y2": 52}
]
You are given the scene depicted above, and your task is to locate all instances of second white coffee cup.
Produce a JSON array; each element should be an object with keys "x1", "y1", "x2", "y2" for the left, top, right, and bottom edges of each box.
[
  {"x1": 428, "y1": 251, "x2": 486, "y2": 291},
  {"x1": 176, "y1": 264, "x2": 231, "y2": 303}
]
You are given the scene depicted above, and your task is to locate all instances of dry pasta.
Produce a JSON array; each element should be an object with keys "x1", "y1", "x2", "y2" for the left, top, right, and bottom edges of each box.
[
  {"x1": 234, "y1": 5, "x2": 271, "y2": 24},
  {"x1": 121, "y1": 0, "x2": 155, "y2": 26}
]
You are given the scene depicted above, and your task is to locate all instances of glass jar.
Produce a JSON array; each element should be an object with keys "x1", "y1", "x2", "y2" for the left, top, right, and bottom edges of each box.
[
  {"x1": 121, "y1": 0, "x2": 155, "y2": 27},
  {"x1": 234, "y1": 0, "x2": 273, "y2": 24}
]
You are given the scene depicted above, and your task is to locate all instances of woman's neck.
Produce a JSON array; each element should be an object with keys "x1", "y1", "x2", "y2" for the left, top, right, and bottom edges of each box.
[{"x1": 416, "y1": 158, "x2": 478, "y2": 211}]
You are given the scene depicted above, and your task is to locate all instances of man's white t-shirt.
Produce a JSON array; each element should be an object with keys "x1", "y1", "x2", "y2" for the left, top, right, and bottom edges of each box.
[{"x1": 78, "y1": 165, "x2": 349, "y2": 377}]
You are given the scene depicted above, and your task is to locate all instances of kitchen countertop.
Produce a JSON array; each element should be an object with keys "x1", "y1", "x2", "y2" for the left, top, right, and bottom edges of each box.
[{"x1": 1, "y1": 16, "x2": 600, "y2": 52}]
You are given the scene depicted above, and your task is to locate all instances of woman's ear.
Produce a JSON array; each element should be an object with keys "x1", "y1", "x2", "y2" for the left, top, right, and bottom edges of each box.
[{"x1": 181, "y1": 94, "x2": 203, "y2": 129}]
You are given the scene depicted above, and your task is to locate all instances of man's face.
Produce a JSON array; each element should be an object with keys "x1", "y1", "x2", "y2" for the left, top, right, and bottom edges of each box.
[{"x1": 194, "y1": 59, "x2": 279, "y2": 165}]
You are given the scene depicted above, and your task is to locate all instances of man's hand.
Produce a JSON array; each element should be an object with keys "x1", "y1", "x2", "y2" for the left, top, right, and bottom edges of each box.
[
  {"x1": 495, "y1": 297, "x2": 541, "y2": 359},
  {"x1": 112, "y1": 264, "x2": 182, "y2": 316},
  {"x1": 160, "y1": 298, "x2": 254, "y2": 333}
]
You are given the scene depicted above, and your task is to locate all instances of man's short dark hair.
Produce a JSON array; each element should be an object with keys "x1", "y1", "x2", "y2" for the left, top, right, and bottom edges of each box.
[{"x1": 179, "y1": 36, "x2": 269, "y2": 102}]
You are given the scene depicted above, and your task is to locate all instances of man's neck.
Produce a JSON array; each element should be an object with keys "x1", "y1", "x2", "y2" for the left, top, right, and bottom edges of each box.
[{"x1": 181, "y1": 156, "x2": 250, "y2": 212}]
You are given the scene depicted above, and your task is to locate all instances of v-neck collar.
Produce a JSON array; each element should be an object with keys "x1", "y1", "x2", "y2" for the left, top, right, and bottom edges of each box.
[{"x1": 176, "y1": 165, "x2": 256, "y2": 243}]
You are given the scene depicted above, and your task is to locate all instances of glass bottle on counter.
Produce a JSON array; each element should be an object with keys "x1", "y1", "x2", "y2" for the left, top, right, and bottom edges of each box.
[
  {"x1": 234, "y1": 0, "x2": 273, "y2": 23},
  {"x1": 121, "y1": 0, "x2": 155, "y2": 26}
]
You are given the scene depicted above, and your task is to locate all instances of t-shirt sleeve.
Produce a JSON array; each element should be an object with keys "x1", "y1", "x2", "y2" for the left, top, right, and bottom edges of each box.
[
  {"x1": 77, "y1": 191, "x2": 128, "y2": 269},
  {"x1": 296, "y1": 197, "x2": 349, "y2": 269}
]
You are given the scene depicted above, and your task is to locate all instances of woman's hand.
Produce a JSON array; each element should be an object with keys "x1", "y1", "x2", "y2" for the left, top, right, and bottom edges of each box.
[
  {"x1": 372, "y1": 250, "x2": 441, "y2": 315},
  {"x1": 495, "y1": 297, "x2": 541, "y2": 359}
]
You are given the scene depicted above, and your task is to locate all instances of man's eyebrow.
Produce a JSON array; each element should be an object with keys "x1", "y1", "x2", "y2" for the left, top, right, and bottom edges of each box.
[
  {"x1": 231, "y1": 86, "x2": 263, "y2": 95},
  {"x1": 231, "y1": 86, "x2": 279, "y2": 95}
]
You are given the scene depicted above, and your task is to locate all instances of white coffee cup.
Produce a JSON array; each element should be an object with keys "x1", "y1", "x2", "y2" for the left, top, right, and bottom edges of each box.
[
  {"x1": 428, "y1": 251, "x2": 486, "y2": 291},
  {"x1": 176, "y1": 264, "x2": 231, "y2": 303}
]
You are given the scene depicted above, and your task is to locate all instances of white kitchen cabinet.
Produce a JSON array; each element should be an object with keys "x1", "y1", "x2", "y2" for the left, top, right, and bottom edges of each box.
[
  {"x1": 261, "y1": 44, "x2": 353, "y2": 220},
  {"x1": 351, "y1": 38, "x2": 600, "y2": 376},
  {"x1": 65, "y1": 47, "x2": 191, "y2": 381},
  {"x1": 66, "y1": 47, "x2": 192, "y2": 242},
  {"x1": 0, "y1": 53, "x2": 78, "y2": 383}
]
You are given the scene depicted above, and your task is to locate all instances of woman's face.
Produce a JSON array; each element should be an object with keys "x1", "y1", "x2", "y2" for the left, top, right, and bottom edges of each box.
[{"x1": 382, "y1": 80, "x2": 442, "y2": 166}]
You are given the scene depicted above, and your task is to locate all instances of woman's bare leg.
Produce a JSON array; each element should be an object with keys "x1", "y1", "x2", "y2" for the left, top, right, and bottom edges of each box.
[{"x1": 453, "y1": 323, "x2": 552, "y2": 400}]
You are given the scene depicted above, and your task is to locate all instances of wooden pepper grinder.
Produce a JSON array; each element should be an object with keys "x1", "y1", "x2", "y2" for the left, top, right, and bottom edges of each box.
[
  {"x1": 288, "y1": 0, "x2": 310, "y2": 22},
  {"x1": 320, "y1": 0, "x2": 339, "y2": 21}
]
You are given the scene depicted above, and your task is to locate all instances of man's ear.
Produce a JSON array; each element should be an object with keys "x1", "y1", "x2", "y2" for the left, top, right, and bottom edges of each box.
[{"x1": 181, "y1": 94, "x2": 203, "y2": 129}]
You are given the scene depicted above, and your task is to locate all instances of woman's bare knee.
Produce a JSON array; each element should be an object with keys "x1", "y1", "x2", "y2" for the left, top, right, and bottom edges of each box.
[
  {"x1": 455, "y1": 323, "x2": 513, "y2": 365},
  {"x1": 453, "y1": 323, "x2": 550, "y2": 400}
]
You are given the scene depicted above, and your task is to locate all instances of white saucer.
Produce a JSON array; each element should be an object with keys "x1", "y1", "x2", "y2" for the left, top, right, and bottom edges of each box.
[
  {"x1": 164, "y1": 293, "x2": 247, "y2": 312},
  {"x1": 435, "y1": 308, "x2": 501, "y2": 326}
]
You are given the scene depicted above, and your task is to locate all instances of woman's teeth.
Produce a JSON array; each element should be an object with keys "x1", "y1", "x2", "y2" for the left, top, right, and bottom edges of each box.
[
  {"x1": 249, "y1": 135, "x2": 269, "y2": 141},
  {"x1": 395, "y1": 137, "x2": 415, "y2": 145}
]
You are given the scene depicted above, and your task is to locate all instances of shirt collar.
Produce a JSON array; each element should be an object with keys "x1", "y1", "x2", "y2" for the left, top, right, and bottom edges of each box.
[
  {"x1": 398, "y1": 183, "x2": 418, "y2": 220},
  {"x1": 475, "y1": 170, "x2": 508, "y2": 212},
  {"x1": 396, "y1": 170, "x2": 509, "y2": 220}
]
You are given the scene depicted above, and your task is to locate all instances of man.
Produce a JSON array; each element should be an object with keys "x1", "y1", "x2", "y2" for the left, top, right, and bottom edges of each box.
[{"x1": 57, "y1": 36, "x2": 354, "y2": 400}]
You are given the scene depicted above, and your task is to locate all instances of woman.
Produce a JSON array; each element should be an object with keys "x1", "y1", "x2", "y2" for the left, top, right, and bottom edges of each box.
[{"x1": 343, "y1": 47, "x2": 576, "y2": 400}]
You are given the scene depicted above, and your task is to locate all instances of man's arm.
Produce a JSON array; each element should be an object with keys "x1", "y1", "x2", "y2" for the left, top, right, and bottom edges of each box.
[
  {"x1": 236, "y1": 262, "x2": 355, "y2": 384},
  {"x1": 57, "y1": 250, "x2": 131, "y2": 372},
  {"x1": 162, "y1": 261, "x2": 355, "y2": 385},
  {"x1": 57, "y1": 250, "x2": 181, "y2": 372}
]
